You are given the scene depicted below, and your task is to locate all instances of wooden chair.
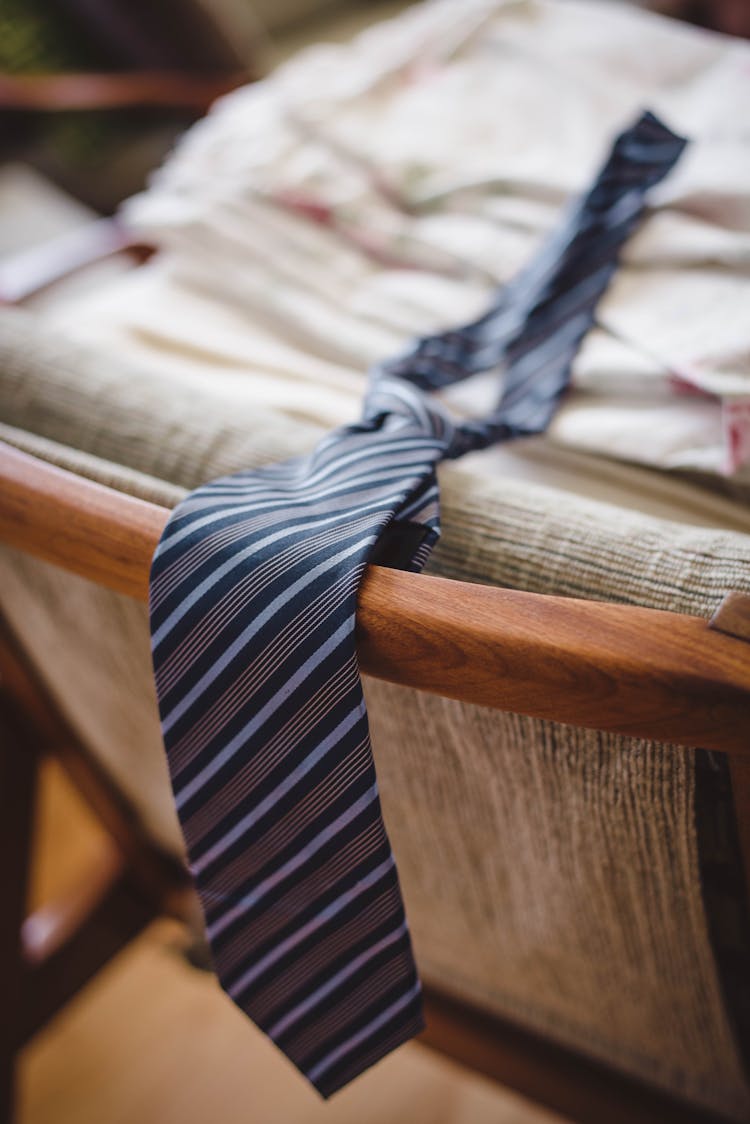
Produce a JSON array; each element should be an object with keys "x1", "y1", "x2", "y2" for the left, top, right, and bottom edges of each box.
[{"x1": 2, "y1": 439, "x2": 749, "y2": 1124}]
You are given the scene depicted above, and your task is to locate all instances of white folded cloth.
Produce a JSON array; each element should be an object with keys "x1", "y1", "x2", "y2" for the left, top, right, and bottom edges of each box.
[{"x1": 43, "y1": 0, "x2": 750, "y2": 488}]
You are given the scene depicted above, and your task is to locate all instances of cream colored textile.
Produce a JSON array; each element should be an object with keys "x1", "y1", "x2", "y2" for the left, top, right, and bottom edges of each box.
[
  {"x1": 2, "y1": 309, "x2": 750, "y2": 1116},
  {"x1": 4, "y1": 303, "x2": 750, "y2": 539},
  {"x1": 41, "y1": 0, "x2": 750, "y2": 484}
]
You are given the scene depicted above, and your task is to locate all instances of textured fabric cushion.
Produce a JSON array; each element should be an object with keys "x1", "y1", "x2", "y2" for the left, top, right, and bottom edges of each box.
[
  {"x1": 2, "y1": 305, "x2": 750, "y2": 605},
  {"x1": 2, "y1": 309, "x2": 750, "y2": 1117}
]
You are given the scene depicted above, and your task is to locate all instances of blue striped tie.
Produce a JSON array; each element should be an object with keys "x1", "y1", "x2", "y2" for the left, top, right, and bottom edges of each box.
[{"x1": 149, "y1": 111, "x2": 685, "y2": 1096}]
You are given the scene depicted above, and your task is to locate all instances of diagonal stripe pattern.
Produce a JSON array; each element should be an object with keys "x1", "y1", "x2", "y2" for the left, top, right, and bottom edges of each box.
[{"x1": 149, "y1": 111, "x2": 685, "y2": 1097}]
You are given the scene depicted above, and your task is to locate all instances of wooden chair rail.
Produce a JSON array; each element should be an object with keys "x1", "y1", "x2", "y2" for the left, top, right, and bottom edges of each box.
[{"x1": 2, "y1": 440, "x2": 750, "y2": 755}]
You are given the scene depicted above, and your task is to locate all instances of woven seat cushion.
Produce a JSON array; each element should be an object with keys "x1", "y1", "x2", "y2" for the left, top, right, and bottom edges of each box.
[{"x1": 2, "y1": 308, "x2": 750, "y2": 1118}]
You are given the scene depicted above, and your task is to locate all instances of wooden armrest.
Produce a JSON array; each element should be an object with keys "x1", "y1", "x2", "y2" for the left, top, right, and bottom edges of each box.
[{"x1": 1, "y1": 441, "x2": 749, "y2": 755}]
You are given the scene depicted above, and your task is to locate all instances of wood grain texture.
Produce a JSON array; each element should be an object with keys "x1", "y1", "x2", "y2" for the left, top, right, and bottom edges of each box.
[
  {"x1": 0, "y1": 442, "x2": 164, "y2": 602},
  {"x1": 2, "y1": 441, "x2": 750, "y2": 755}
]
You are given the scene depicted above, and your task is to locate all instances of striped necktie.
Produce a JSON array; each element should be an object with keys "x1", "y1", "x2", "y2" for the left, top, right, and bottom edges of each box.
[{"x1": 149, "y1": 111, "x2": 685, "y2": 1097}]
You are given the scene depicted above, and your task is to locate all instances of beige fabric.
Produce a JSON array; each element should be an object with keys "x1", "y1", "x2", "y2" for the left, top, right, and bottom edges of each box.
[
  {"x1": 46, "y1": 0, "x2": 750, "y2": 483},
  {"x1": 0, "y1": 548, "x2": 178, "y2": 851},
  {"x1": 4, "y1": 302, "x2": 750, "y2": 540},
  {"x1": 2, "y1": 314, "x2": 750, "y2": 1117},
  {"x1": 367, "y1": 685, "x2": 747, "y2": 1119}
]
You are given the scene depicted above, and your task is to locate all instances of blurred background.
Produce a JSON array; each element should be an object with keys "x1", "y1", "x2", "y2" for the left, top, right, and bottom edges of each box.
[
  {"x1": 0, "y1": 0, "x2": 413, "y2": 213},
  {"x1": 0, "y1": 0, "x2": 748, "y2": 215}
]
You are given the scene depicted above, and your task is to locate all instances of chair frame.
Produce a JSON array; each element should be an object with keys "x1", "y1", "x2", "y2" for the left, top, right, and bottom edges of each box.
[{"x1": 1, "y1": 439, "x2": 749, "y2": 1124}]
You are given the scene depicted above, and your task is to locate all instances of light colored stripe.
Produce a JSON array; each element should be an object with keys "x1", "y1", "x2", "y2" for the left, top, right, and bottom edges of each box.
[
  {"x1": 153, "y1": 499, "x2": 379, "y2": 649},
  {"x1": 214, "y1": 815, "x2": 383, "y2": 958},
  {"x1": 289, "y1": 957, "x2": 410, "y2": 1058},
  {"x1": 227, "y1": 855, "x2": 395, "y2": 1000},
  {"x1": 167, "y1": 571, "x2": 362, "y2": 769},
  {"x1": 174, "y1": 617, "x2": 361, "y2": 808},
  {"x1": 242, "y1": 883, "x2": 397, "y2": 1022},
  {"x1": 306, "y1": 980, "x2": 422, "y2": 1083},
  {"x1": 169, "y1": 453, "x2": 435, "y2": 525},
  {"x1": 199, "y1": 771, "x2": 375, "y2": 883},
  {"x1": 150, "y1": 437, "x2": 436, "y2": 604},
  {"x1": 196, "y1": 727, "x2": 371, "y2": 879},
  {"x1": 164, "y1": 565, "x2": 359, "y2": 763},
  {"x1": 152, "y1": 456, "x2": 432, "y2": 627},
  {"x1": 161, "y1": 532, "x2": 372, "y2": 735},
  {"x1": 267, "y1": 922, "x2": 408, "y2": 1039},
  {"x1": 205, "y1": 784, "x2": 379, "y2": 937},
  {"x1": 157, "y1": 435, "x2": 437, "y2": 543},
  {"x1": 154, "y1": 521, "x2": 357, "y2": 691},
  {"x1": 289, "y1": 958, "x2": 407, "y2": 1058},
  {"x1": 501, "y1": 310, "x2": 591, "y2": 410},
  {"x1": 182, "y1": 666, "x2": 365, "y2": 849}
]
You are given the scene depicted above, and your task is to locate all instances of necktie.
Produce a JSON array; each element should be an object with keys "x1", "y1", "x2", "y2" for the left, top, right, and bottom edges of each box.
[{"x1": 149, "y1": 111, "x2": 685, "y2": 1097}]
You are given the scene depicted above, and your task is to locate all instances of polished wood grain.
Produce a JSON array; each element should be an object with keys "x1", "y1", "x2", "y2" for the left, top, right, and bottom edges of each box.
[
  {"x1": 0, "y1": 443, "x2": 164, "y2": 602},
  {"x1": 356, "y1": 567, "x2": 750, "y2": 755},
  {"x1": 2, "y1": 441, "x2": 750, "y2": 755}
]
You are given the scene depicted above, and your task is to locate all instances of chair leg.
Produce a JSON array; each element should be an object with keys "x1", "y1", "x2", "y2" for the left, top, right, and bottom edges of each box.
[
  {"x1": 17, "y1": 849, "x2": 155, "y2": 1050},
  {"x1": 0, "y1": 615, "x2": 195, "y2": 924},
  {"x1": 0, "y1": 686, "x2": 40, "y2": 1124},
  {"x1": 0, "y1": 613, "x2": 198, "y2": 1123}
]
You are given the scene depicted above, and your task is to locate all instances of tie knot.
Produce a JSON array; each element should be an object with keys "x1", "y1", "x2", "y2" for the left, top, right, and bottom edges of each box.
[{"x1": 363, "y1": 371, "x2": 457, "y2": 449}]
